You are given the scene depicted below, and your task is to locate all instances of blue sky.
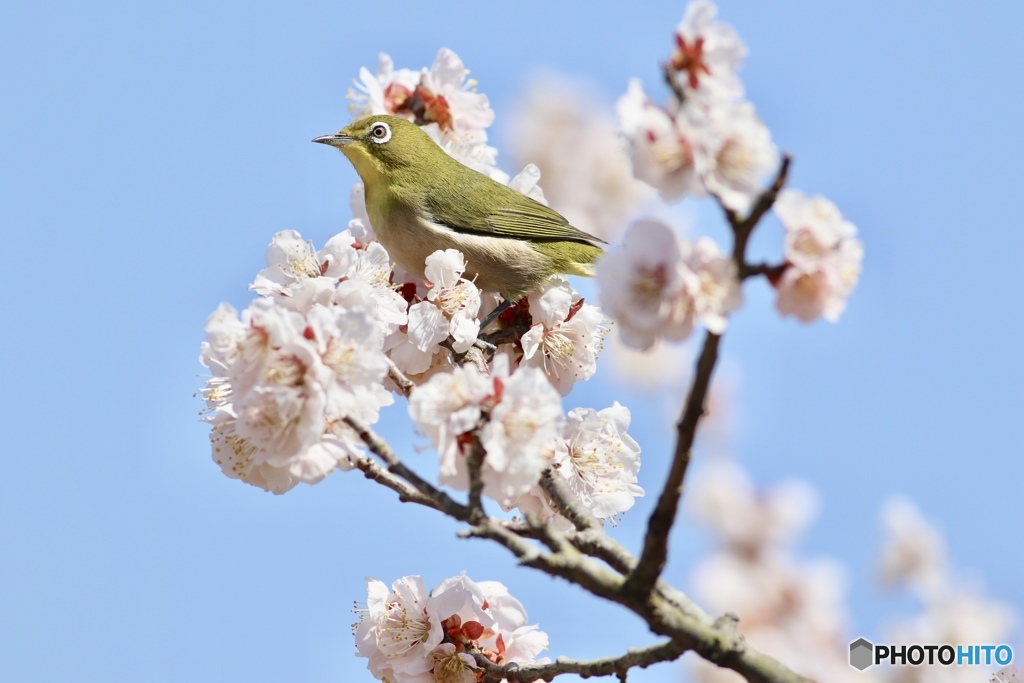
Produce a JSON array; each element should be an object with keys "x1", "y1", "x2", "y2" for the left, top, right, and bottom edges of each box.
[{"x1": 1, "y1": 0, "x2": 1021, "y2": 681}]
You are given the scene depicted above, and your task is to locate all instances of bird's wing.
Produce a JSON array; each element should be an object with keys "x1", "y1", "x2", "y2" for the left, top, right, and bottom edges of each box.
[
  {"x1": 424, "y1": 176, "x2": 606, "y2": 245},
  {"x1": 486, "y1": 204, "x2": 607, "y2": 244}
]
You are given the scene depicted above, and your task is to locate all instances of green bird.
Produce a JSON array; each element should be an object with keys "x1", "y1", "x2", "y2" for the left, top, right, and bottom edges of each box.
[{"x1": 313, "y1": 115, "x2": 604, "y2": 322}]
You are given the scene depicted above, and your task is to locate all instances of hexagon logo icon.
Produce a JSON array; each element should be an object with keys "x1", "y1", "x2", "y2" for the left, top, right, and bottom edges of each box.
[{"x1": 850, "y1": 638, "x2": 874, "y2": 671}]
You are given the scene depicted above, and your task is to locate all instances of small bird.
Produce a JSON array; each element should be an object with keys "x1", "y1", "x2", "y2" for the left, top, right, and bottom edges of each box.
[{"x1": 313, "y1": 115, "x2": 604, "y2": 321}]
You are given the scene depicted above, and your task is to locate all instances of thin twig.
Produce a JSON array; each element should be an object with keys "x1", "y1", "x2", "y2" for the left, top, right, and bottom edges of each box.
[
  {"x1": 466, "y1": 436, "x2": 486, "y2": 521},
  {"x1": 343, "y1": 415, "x2": 470, "y2": 521},
  {"x1": 476, "y1": 640, "x2": 686, "y2": 683},
  {"x1": 740, "y1": 261, "x2": 787, "y2": 281}
]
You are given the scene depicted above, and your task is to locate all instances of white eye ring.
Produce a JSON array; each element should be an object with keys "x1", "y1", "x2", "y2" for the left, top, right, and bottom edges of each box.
[{"x1": 369, "y1": 121, "x2": 392, "y2": 144}]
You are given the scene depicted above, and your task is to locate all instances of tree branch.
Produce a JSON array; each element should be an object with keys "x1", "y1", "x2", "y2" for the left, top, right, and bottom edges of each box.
[
  {"x1": 349, "y1": 417, "x2": 808, "y2": 683},
  {"x1": 622, "y1": 330, "x2": 721, "y2": 598},
  {"x1": 386, "y1": 357, "x2": 415, "y2": 397}
]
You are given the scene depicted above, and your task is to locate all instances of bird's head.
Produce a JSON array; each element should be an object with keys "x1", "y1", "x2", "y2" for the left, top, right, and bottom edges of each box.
[{"x1": 313, "y1": 115, "x2": 439, "y2": 185}]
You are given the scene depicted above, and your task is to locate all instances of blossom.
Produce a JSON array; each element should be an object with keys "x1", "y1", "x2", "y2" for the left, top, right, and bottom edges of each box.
[
  {"x1": 670, "y1": 0, "x2": 747, "y2": 102},
  {"x1": 701, "y1": 101, "x2": 777, "y2": 213},
  {"x1": 480, "y1": 360, "x2": 565, "y2": 509},
  {"x1": 773, "y1": 190, "x2": 863, "y2": 323},
  {"x1": 519, "y1": 277, "x2": 608, "y2": 395},
  {"x1": 408, "y1": 363, "x2": 492, "y2": 477},
  {"x1": 683, "y1": 236, "x2": 742, "y2": 334},
  {"x1": 877, "y1": 497, "x2": 948, "y2": 598},
  {"x1": 598, "y1": 220, "x2": 739, "y2": 349},
  {"x1": 596, "y1": 219, "x2": 694, "y2": 350},
  {"x1": 554, "y1": 402, "x2": 643, "y2": 520},
  {"x1": 618, "y1": 80, "x2": 706, "y2": 201},
  {"x1": 410, "y1": 356, "x2": 563, "y2": 508},
  {"x1": 424, "y1": 249, "x2": 481, "y2": 353},
  {"x1": 354, "y1": 576, "x2": 439, "y2": 682},
  {"x1": 689, "y1": 459, "x2": 819, "y2": 553},
  {"x1": 386, "y1": 249, "x2": 482, "y2": 375},
  {"x1": 200, "y1": 232, "x2": 397, "y2": 494},
  {"x1": 516, "y1": 402, "x2": 644, "y2": 526}
]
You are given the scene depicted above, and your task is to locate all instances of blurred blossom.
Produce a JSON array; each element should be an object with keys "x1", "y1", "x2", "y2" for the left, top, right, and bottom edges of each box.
[
  {"x1": 604, "y1": 333, "x2": 691, "y2": 390},
  {"x1": 689, "y1": 459, "x2": 819, "y2": 553},
  {"x1": 774, "y1": 189, "x2": 864, "y2": 323},
  {"x1": 689, "y1": 457, "x2": 1016, "y2": 683},
  {"x1": 597, "y1": 219, "x2": 740, "y2": 350},
  {"x1": 617, "y1": 79, "x2": 705, "y2": 202},
  {"x1": 507, "y1": 76, "x2": 651, "y2": 241},
  {"x1": 618, "y1": 1, "x2": 776, "y2": 212},
  {"x1": 702, "y1": 101, "x2": 778, "y2": 214},
  {"x1": 877, "y1": 496, "x2": 949, "y2": 598}
]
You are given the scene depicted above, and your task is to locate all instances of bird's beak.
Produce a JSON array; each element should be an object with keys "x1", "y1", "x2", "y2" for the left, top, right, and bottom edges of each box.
[{"x1": 312, "y1": 133, "x2": 354, "y2": 148}]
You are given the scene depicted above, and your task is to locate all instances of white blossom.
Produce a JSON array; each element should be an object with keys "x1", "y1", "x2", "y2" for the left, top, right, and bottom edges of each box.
[
  {"x1": 702, "y1": 101, "x2": 777, "y2": 213},
  {"x1": 349, "y1": 50, "x2": 502, "y2": 182},
  {"x1": 347, "y1": 183, "x2": 377, "y2": 243},
  {"x1": 618, "y1": 79, "x2": 706, "y2": 202},
  {"x1": 424, "y1": 249, "x2": 481, "y2": 353},
  {"x1": 200, "y1": 234, "x2": 397, "y2": 494},
  {"x1": 683, "y1": 236, "x2": 742, "y2": 334},
  {"x1": 354, "y1": 576, "x2": 439, "y2": 683},
  {"x1": 547, "y1": 402, "x2": 643, "y2": 523},
  {"x1": 599, "y1": 220, "x2": 739, "y2": 349},
  {"x1": 596, "y1": 219, "x2": 693, "y2": 350},
  {"x1": 773, "y1": 190, "x2": 863, "y2": 323},
  {"x1": 480, "y1": 360, "x2": 565, "y2": 509},
  {"x1": 408, "y1": 363, "x2": 492, "y2": 480},
  {"x1": 689, "y1": 459, "x2": 819, "y2": 552},
  {"x1": 877, "y1": 497, "x2": 948, "y2": 598},
  {"x1": 520, "y1": 277, "x2": 608, "y2": 396}
]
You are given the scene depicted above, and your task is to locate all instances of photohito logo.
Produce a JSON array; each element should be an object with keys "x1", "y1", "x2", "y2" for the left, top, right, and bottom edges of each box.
[{"x1": 848, "y1": 638, "x2": 1014, "y2": 672}]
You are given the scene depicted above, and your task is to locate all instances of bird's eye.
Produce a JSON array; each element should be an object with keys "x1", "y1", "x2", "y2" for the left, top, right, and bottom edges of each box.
[{"x1": 369, "y1": 122, "x2": 392, "y2": 144}]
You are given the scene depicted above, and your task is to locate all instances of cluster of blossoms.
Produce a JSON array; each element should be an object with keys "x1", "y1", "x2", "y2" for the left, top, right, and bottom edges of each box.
[
  {"x1": 355, "y1": 574, "x2": 548, "y2": 683},
  {"x1": 617, "y1": 0, "x2": 775, "y2": 214},
  {"x1": 409, "y1": 354, "x2": 643, "y2": 521},
  {"x1": 773, "y1": 189, "x2": 864, "y2": 323},
  {"x1": 596, "y1": 219, "x2": 741, "y2": 350},
  {"x1": 686, "y1": 459, "x2": 1018, "y2": 683},
  {"x1": 598, "y1": 0, "x2": 863, "y2": 349},
  {"x1": 199, "y1": 226, "x2": 627, "y2": 504},
  {"x1": 350, "y1": 48, "x2": 507, "y2": 184},
  {"x1": 198, "y1": 229, "x2": 403, "y2": 493}
]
